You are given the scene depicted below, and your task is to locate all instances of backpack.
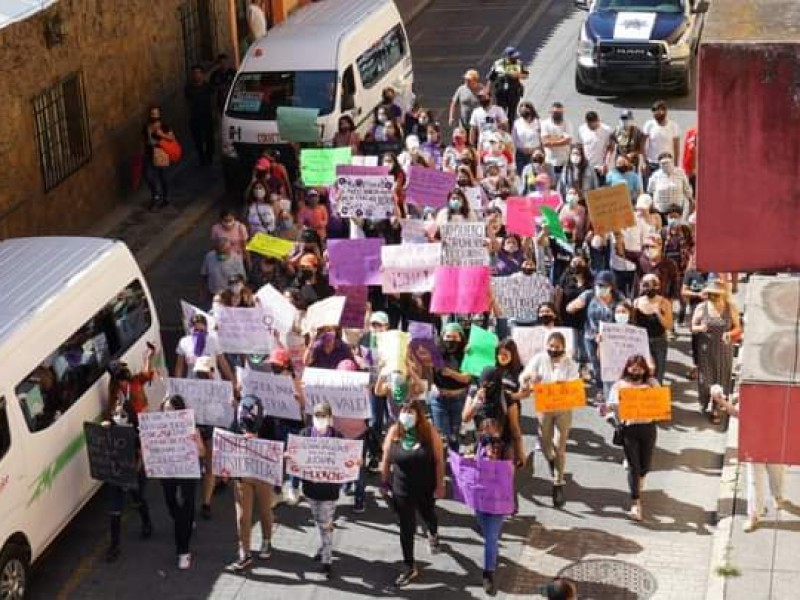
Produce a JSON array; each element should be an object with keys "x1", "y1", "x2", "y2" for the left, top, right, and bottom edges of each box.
[{"x1": 159, "y1": 138, "x2": 183, "y2": 164}]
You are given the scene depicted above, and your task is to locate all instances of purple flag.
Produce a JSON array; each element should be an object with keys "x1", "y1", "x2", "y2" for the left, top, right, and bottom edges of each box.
[
  {"x1": 327, "y1": 238, "x2": 384, "y2": 286},
  {"x1": 336, "y1": 286, "x2": 369, "y2": 329},
  {"x1": 448, "y1": 450, "x2": 515, "y2": 515}
]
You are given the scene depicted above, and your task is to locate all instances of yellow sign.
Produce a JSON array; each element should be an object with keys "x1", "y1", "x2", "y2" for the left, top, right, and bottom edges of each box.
[
  {"x1": 533, "y1": 379, "x2": 585, "y2": 412},
  {"x1": 586, "y1": 184, "x2": 635, "y2": 235},
  {"x1": 619, "y1": 386, "x2": 672, "y2": 421},
  {"x1": 245, "y1": 233, "x2": 294, "y2": 259}
]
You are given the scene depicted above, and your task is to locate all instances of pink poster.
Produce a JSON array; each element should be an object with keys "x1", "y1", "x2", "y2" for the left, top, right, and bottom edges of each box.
[
  {"x1": 506, "y1": 197, "x2": 536, "y2": 237},
  {"x1": 430, "y1": 266, "x2": 490, "y2": 314},
  {"x1": 406, "y1": 166, "x2": 457, "y2": 209},
  {"x1": 528, "y1": 192, "x2": 562, "y2": 215}
]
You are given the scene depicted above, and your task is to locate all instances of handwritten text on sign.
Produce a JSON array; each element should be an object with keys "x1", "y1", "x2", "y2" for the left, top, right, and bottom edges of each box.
[
  {"x1": 618, "y1": 386, "x2": 672, "y2": 421},
  {"x1": 381, "y1": 243, "x2": 441, "y2": 293},
  {"x1": 238, "y1": 367, "x2": 301, "y2": 421},
  {"x1": 302, "y1": 367, "x2": 371, "y2": 419},
  {"x1": 533, "y1": 380, "x2": 586, "y2": 412},
  {"x1": 599, "y1": 322, "x2": 651, "y2": 382},
  {"x1": 139, "y1": 410, "x2": 201, "y2": 479},
  {"x1": 212, "y1": 429, "x2": 284, "y2": 485},
  {"x1": 84, "y1": 422, "x2": 138, "y2": 488},
  {"x1": 586, "y1": 184, "x2": 634, "y2": 235},
  {"x1": 216, "y1": 306, "x2": 276, "y2": 354},
  {"x1": 286, "y1": 435, "x2": 364, "y2": 483},
  {"x1": 440, "y1": 222, "x2": 489, "y2": 266},
  {"x1": 166, "y1": 378, "x2": 233, "y2": 428},
  {"x1": 448, "y1": 450, "x2": 515, "y2": 515},
  {"x1": 491, "y1": 275, "x2": 554, "y2": 321},
  {"x1": 336, "y1": 174, "x2": 395, "y2": 220}
]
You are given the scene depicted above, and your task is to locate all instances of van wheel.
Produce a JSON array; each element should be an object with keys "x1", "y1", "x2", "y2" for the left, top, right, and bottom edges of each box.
[
  {"x1": 0, "y1": 545, "x2": 29, "y2": 600},
  {"x1": 575, "y1": 70, "x2": 593, "y2": 95}
]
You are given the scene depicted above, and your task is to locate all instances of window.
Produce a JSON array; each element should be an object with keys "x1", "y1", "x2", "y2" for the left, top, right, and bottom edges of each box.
[
  {"x1": 179, "y1": 0, "x2": 217, "y2": 77},
  {"x1": 0, "y1": 400, "x2": 10, "y2": 463},
  {"x1": 226, "y1": 70, "x2": 337, "y2": 120},
  {"x1": 356, "y1": 25, "x2": 407, "y2": 89},
  {"x1": 15, "y1": 280, "x2": 152, "y2": 433},
  {"x1": 341, "y1": 66, "x2": 356, "y2": 111},
  {"x1": 32, "y1": 72, "x2": 92, "y2": 192}
]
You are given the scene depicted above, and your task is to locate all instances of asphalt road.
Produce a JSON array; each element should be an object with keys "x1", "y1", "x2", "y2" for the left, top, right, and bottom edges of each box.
[{"x1": 31, "y1": 1, "x2": 716, "y2": 599}]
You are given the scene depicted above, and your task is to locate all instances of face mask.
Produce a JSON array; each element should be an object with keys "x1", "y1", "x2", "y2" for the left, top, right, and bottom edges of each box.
[
  {"x1": 449, "y1": 199, "x2": 462, "y2": 211},
  {"x1": 532, "y1": 155, "x2": 544, "y2": 164},
  {"x1": 270, "y1": 365, "x2": 286, "y2": 375},
  {"x1": 300, "y1": 268, "x2": 314, "y2": 280},
  {"x1": 457, "y1": 178, "x2": 469, "y2": 187},
  {"x1": 547, "y1": 348, "x2": 565, "y2": 359},
  {"x1": 398, "y1": 412, "x2": 417, "y2": 430},
  {"x1": 668, "y1": 217, "x2": 679, "y2": 227},
  {"x1": 595, "y1": 285, "x2": 611, "y2": 299},
  {"x1": 313, "y1": 416, "x2": 330, "y2": 431},
  {"x1": 660, "y1": 159, "x2": 674, "y2": 172},
  {"x1": 615, "y1": 312, "x2": 629, "y2": 324},
  {"x1": 645, "y1": 248, "x2": 660, "y2": 260},
  {"x1": 520, "y1": 110, "x2": 531, "y2": 119},
  {"x1": 521, "y1": 267, "x2": 536, "y2": 276},
  {"x1": 536, "y1": 183, "x2": 548, "y2": 192},
  {"x1": 570, "y1": 154, "x2": 582, "y2": 165},
  {"x1": 644, "y1": 288, "x2": 658, "y2": 298},
  {"x1": 444, "y1": 340, "x2": 460, "y2": 353},
  {"x1": 253, "y1": 188, "x2": 266, "y2": 200},
  {"x1": 625, "y1": 372, "x2": 645, "y2": 383},
  {"x1": 282, "y1": 218, "x2": 294, "y2": 230},
  {"x1": 552, "y1": 112, "x2": 564, "y2": 124},
  {"x1": 539, "y1": 314, "x2": 555, "y2": 325},
  {"x1": 566, "y1": 194, "x2": 579, "y2": 206}
]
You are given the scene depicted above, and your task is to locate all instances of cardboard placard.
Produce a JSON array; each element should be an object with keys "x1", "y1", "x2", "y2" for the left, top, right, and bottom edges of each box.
[
  {"x1": 245, "y1": 232, "x2": 295, "y2": 259},
  {"x1": 586, "y1": 184, "x2": 635, "y2": 235},
  {"x1": 84, "y1": 422, "x2": 138, "y2": 488},
  {"x1": 533, "y1": 379, "x2": 586, "y2": 412},
  {"x1": 301, "y1": 147, "x2": 352, "y2": 186},
  {"x1": 212, "y1": 429, "x2": 285, "y2": 484},
  {"x1": 618, "y1": 386, "x2": 672, "y2": 421}
]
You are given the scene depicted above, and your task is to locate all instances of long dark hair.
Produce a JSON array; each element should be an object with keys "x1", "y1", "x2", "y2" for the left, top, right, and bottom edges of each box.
[
  {"x1": 497, "y1": 338, "x2": 523, "y2": 372},
  {"x1": 621, "y1": 354, "x2": 652, "y2": 380},
  {"x1": 448, "y1": 188, "x2": 470, "y2": 218},
  {"x1": 391, "y1": 399, "x2": 435, "y2": 451}
]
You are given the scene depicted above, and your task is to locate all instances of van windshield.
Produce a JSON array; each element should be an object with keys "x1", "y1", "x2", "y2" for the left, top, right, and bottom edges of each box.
[
  {"x1": 226, "y1": 71, "x2": 337, "y2": 120},
  {"x1": 594, "y1": 0, "x2": 683, "y2": 13}
]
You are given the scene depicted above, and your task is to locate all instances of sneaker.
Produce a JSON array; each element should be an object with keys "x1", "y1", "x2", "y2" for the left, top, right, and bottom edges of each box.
[
  {"x1": 428, "y1": 534, "x2": 440, "y2": 555},
  {"x1": 743, "y1": 516, "x2": 759, "y2": 533},
  {"x1": 271, "y1": 492, "x2": 284, "y2": 509},
  {"x1": 178, "y1": 553, "x2": 191, "y2": 570},
  {"x1": 105, "y1": 545, "x2": 120, "y2": 563},
  {"x1": 284, "y1": 487, "x2": 300, "y2": 506},
  {"x1": 367, "y1": 456, "x2": 380, "y2": 471},
  {"x1": 482, "y1": 571, "x2": 496, "y2": 595},
  {"x1": 395, "y1": 567, "x2": 418, "y2": 587},
  {"x1": 201, "y1": 503, "x2": 212, "y2": 520},
  {"x1": 628, "y1": 501, "x2": 643, "y2": 522},
  {"x1": 258, "y1": 540, "x2": 272, "y2": 559},
  {"x1": 352, "y1": 498, "x2": 366, "y2": 514},
  {"x1": 553, "y1": 484, "x2": 566, "y2": 508},
  {"x1": 230, "y1": 553, "x2": 253, "y2": 572}
]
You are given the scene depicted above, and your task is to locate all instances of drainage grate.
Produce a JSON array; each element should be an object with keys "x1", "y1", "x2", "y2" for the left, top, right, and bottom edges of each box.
[{"x1": 557, "y1": 559, "x2": 658, "y2": 599}]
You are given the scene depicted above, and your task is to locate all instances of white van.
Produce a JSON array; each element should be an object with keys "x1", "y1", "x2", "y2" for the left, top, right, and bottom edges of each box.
[
  {"x1": 0, "y1": 237, "x2": 165, "y2": 598},
  {"x1": 220, "y1": 0, "x2": 414, "y2": 183}
]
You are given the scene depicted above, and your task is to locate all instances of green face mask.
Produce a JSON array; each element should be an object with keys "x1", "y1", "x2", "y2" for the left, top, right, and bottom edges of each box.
[{"x1": 391, "y1": 381, "x2": 408, "y2": 404}]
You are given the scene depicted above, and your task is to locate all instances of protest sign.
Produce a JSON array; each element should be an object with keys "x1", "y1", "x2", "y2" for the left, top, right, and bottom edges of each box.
[
  {"x1": 276, "y1": 106, "x2": 319, "y2": 143},
  {"x1": 335, "y1": 173, "x2": 395, "y2": 220},
  {"x1": 401, "y1": 219, "x2": 428, "y2": 244},
  {"x1": 461, "y1": 325, "x2": 499, "y2": 376},
  {"x1": 215, "y1": 306, "x2": 276, "y2": 354},
  {"x1": 430, "y1": 266, "x2": 491, "y2": 314},
  {"x1": 286, "y1": 435, "x2": 364, "y2": 483},
  {"x1": 327, "y1": 238, "x2": 383, "y2": 286},
  {"x1": 409, "y1": 337, "x2": 445, "y2": 369},
  {"x1": 463, "y1": 186, "x2": 484, "y2": 212},
  {"x1": 255, "y1": 283, "x2": 298, "y2": 335},
  {"x1": 512, "y1": 326, "x2": 575, "y2": 364},
  {"x1": 337, "y1": 164, "x2": 389, "y2": 177},
  {"x1": 586, "y1": 184, "x2": 635, "y2": 235},
  {"x1": 506, "y1": 197, "x2": 536, "y2": 237},
  {"x1": 491, "y1": 275, "x2": 554, "y2": 321},
  {"x1": 619, "y1": 386, "x2": 672, "y2": 421},
  {"x1": 302, "y1": 367, "x2": 371, "y2": 419},
  {"x1": 180, "y1": 300, "x2": 215, "y2": 333},
  {"x1": 166, "y1": 378, "x2": 234, "y2": 428},
  {"x1": 139, "y1": 410, "x2": 200, "y2": 479},
  {"x1": 84, "y1": 422, "x2": 138, "y2": 488},
  {"x1": 381, "y1": 242, "x2": 441, "y2": 294},
  {"x1": 599, "y1": 322, "x2": 651, "y2": 382},
  {"x1": 409, "y1": 320, "x2": 435, "y2": 339},
  {"x1": 350, "y1": 155, "x2": 379, "y2": 167},
  {"x1": 245, "y1": 232, "x2": 295, "y2": 259},
  {"x1": 528, "y1": 192, "x2": 562, "y2": 213},
  {"x1": 238, "y1": 367, "x2": 301, "y2": 421},
  {"x1": 533, "y1": 380, "x2": 586, "y2": 412},
  {"x1": 440, "y1": 222, "x2": 489, "y2": 266},
  {"x1": 375, "y1": 330, "x2": 410, "y2": 373},
  {"x1": 337, "y1": 285, "x2": 369, "y2": 329},
  {"x1": 301, "y1": 147, "x2": 352, "y2": 186},
  {"x1": 448, "y1": 450, "x2": 515, "y2": 515},
  {"x1": 304, "y1": 295, "x2": 346, "y2": 332},
  {"x1": 405, "y1": 166, "x2": 456, "y2": 209},
  {"x1": 540, "y1": 206, "x2": 568, "y2": 242},
  {"x1": 212, "y1": 429, "x2": 284, "y2": 485}
]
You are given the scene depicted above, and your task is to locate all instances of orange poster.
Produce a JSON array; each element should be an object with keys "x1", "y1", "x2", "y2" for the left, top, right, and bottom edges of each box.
[
  {"x1": 619, "y1": 387, "x2": 672, "y2": 421},
  {"x1": 586, "y1": 184, "x2": 635, "y2": 235},
  {"x1": 533, "y1": 380, "x2": 585, "y2": 412}
]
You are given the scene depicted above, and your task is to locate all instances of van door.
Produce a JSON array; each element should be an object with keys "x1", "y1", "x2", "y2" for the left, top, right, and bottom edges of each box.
[{"x1": 0, "y1": 397, "x2": 29, "y2": 554}]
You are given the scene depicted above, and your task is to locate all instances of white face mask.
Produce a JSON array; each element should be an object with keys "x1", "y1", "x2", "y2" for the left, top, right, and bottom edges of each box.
[
  {"x1": 566, "y1": 194, "x2": 579, "y2": 206},
  {"x1": 231, "y1": 283, "x2": 244, "y2": 294},
  {"x1": 313, "y1": 416, "x2": 330, "y2": 431},
  {"x1": 615, "y1": 312, "x2": 629, "y2": 324},
  {"x1": 398, "y1": 412, "x2": 417, "y2": 430},
  {"x1": 253, "y1": 188, "x2": 266, "y2": 200},
  {"x1": 570, "y1": 154, "x2": 582, "y2": 165}
]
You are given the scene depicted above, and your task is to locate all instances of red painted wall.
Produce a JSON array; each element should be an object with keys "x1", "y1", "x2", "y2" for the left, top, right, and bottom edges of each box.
[{"x1": 739, "y1": 383, "x2": 800, "y2": 464}]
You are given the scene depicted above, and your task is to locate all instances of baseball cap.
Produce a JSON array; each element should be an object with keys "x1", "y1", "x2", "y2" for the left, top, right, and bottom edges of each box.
[
  {"x1": 370, "y1": 311, "x2": 390, "y2": 326},
  {"x1": 443, "y1": 322, "x2": 464, "y2": 337},
  {"x1": 503, "y1": 46, "x2": 520, "y2": 58},
  {"x1": 595, "y1": 270, "x2": 615, "y2": 287},
  {"x1": 268, "y1": 347, "x2": 291, "y2": 367}
]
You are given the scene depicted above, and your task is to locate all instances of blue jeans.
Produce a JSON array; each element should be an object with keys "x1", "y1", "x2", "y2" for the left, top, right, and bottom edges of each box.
[
  {"x1": 430, "y1": 391, "x2": 466, "y2": 451},
  {"x1": 476, "y1": 511, "x2": 505, "y2": 571}
]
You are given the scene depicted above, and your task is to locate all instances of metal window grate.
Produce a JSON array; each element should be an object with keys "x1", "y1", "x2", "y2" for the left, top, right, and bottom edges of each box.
[
  {"x1": 32, "y1": 72, "x2": 92, "y2": 192},
  {"x1": 179, "y1": 0, "x2": 216, "y2": 77}
]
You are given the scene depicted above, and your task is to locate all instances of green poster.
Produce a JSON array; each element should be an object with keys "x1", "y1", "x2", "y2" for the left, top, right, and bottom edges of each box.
[
  {"x1": 277, "y1": 107, "x2": 320, "y2": 143},
  {"x1": 300, "y1": 147, "x2": 352, "y2": 186},
  {"x1": 540, "y1": 206, "x2": 568, "y2": 242},
  {"x1": 460, "y1": 325, "x2": 499, "y2": 377}
]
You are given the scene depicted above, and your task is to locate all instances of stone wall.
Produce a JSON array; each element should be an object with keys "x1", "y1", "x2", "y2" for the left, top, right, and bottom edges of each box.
[{"x1": 0, "y1": 0, "x2": 232, "y2": 238}]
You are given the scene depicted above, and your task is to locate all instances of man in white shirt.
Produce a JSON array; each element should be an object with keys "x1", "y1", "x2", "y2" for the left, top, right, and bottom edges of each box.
[
  {"x1": 540, "y1": 101, "x2": 574, "y2": 176},
  {"x1": 578, "y1": 110, "x2": 615, "y2": 185},
  {"x1": 469, "y1": 89, "x2": 508, "y2": 147},
  {"x1": 247, "y1": 0, "x2": 267, "y2": 40},
  {"x1": 642, "y1": 99, "x2": 680, "y2": 186}
]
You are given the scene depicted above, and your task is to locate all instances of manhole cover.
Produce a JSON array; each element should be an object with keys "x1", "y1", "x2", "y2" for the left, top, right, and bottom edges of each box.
[{"x1": 557, "y1": 559, "x2": 658, "y2": 599}]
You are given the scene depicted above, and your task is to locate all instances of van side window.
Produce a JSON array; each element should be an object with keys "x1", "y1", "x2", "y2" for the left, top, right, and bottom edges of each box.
[
  {"x1": 0, "y1": 399, "x2": 10, "y2": 462},
  {"x1": 15, "y1": 280, "x2": 153, "y2": 433},
  {"x1": 356, "y1": 24, "x2": 407, "y2": 89},
  {"x1": 341, "y1": 65, "x2": 356, "y2": 111}
]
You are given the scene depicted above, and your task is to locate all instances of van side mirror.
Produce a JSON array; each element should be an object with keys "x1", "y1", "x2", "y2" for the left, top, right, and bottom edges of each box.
[
  {"x1": 341, "y1": 93, "x2": 355, "y2": 111},
  {"x1": 692, "y1": 0, "x2": 709, "y2": 13},
  {"x1": 574, "y1": 0, "x2": 590, "y2": 10}
]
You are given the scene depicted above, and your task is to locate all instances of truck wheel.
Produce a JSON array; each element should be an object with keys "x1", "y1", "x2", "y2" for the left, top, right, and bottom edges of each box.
[
  {"x1": 575, "y1": 70, "x2": 593, "y2": 95},
  {"x1": 0, "y1": 544, "x2": 29, "y2": 600}
]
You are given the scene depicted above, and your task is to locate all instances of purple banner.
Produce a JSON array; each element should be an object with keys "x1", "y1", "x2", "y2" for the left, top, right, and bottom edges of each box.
[
  {"x1": 336, "y1": 285, "x2": 369, "y2": 329},
  {"x1": 327, "y1": 238, "x2": 384, "y2": 286},
  {"x1": 406, "y1": 166, "x2": 456, "y2": 209},
  {"x1": 448, "y1": 450, "x2": 515, "y2": 515},
  {"x1": 408, "y1": 320, "x2": 435, "y2": 339},
  {"x1": 409, "y1": 338, "x2": 444, "y2": 369},
  {"x1": 336, "y1": 165, "x2": 390, "y2": 177}
]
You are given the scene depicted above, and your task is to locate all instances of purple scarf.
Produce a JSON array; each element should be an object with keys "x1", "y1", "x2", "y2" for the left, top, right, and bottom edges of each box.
[{"x1": 192, "y1": 330, "x2": 207, "y2": 357}]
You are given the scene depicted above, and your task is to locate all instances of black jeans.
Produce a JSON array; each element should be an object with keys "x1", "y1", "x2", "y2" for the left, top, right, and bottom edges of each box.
[
  {"x1": 393, "y1": 493, "x2": 438, "y2": 567},
  {"x1": 622, "y1": 423, "x2": 657, "y2": 500},
  {"x1": 190, "y1": 118, "x2": 215, "y2": 165},
  {"x1": 162, "y1": 479, "x2": 197, "y2": 555},
  {"x1": 143, "y1": 160, "x2": 169, "y2": 201}
]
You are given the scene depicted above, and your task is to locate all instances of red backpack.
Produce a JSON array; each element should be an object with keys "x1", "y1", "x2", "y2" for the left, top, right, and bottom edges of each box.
[{"x1": 159, "y1": 139, "x2": 183, "y2": 164}]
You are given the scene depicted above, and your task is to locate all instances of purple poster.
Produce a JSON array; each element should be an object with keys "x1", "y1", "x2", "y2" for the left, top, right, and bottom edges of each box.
[
  {"x1": 336, "y1": 165, "x2": 390, "y2": 177},
  {"x1": 409, "y1": 338, "x2": 444, "y2": 369},
  {"x1": 408, "y1": 320, "x2": 435, "y2": 340},
  {"x1": 336, "y1": 285, "x2": 369, "y2": 329},
  {"x1": 406, "y1": 166, "x2": 456, "y2": 209},
  {"x1": 448, "y1": 450, "x2": 515, "y2": 515},
  {"x1": 327, "y1": 238, "x2": 384, "y2": 286}
]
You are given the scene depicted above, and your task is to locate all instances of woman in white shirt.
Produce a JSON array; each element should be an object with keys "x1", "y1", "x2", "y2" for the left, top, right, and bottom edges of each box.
[
  {"x1": 520, "y1": 331, "x2": 579, "y2": 508},
  {"x1": 245, "y1": 184, "x2": 277, "y2": 236},
  {"x1": 511, "y1": 101, "x2": 542, "y2": 176}
]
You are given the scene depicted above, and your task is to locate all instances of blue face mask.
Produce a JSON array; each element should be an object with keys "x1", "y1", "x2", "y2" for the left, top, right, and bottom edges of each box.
[
  {"x1": 449, "y1": 199, "x2": 462, "y2": 211},
  {"x1": 668, "y1": 217, "x2": 679, "y2": 227}
]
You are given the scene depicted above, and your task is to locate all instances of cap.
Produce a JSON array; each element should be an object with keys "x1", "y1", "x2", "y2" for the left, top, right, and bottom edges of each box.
[
  {"x1": 463, "y1": 69, "x2": 480, "y2": 81},
  {"x1": 312, "y1": 401, "x2": 333, "y2": 417},
  {"x1": 503, "y1": 46, "x2": 520, "y2": 57},
  {"x1": 255, "y1": 157, "x2": 271, "y2": 171},
  {"x1": 268, "y1": 347, "x2": 291, "y2": 367},
  {"x1": 443, "y1": 322, "x2": 464, "y2": 337},
  {"x1": 337, "y1": 359, "x2": 358, "y2": 371},
  {"x1": 369, "y1": 311, "x2": 390, "y2": 326},
  {"x1": 193, "y1": 356, "x2": 214, "y2": 374},
  {"x1": 620, "y1": 109, "x2": 634, "y2": 120},
  {"x1": 299, "y1": 253, "x2": 319, "y2": 268},
  {"x1": 636, "y1": 194, "x2": 653, "y2": 210},
  {"x1": 595, "y1": 270, "x2": 615, "y2": 287}
]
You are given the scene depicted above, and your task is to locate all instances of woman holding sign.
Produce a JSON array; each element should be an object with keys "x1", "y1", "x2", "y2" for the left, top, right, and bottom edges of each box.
[
  {"x1": 604, "y1": 354, "x2": 659, "y2": 522},
  {"x1": 379, "y1": 400, "x2": 445, "y2": 588},
  {"x1": 632, "y1": 274, "x2": 673, "y2": 384}
]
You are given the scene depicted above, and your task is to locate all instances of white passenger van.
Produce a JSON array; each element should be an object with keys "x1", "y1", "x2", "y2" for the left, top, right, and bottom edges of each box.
[
  {"x1": 0, "y1": 237, "x2": 164, "y2": 598},
  {"x1": 221, "y1": 0, "x2": 414, "y2": 183}
]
